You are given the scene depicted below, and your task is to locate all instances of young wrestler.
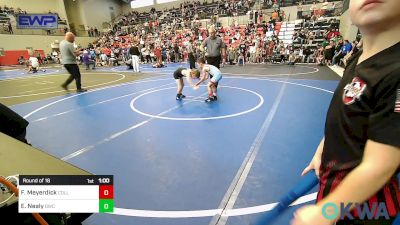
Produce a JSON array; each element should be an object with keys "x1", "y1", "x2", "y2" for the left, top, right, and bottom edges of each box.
[
  {"x1": 27, "y1": 55, "x2": 46, "y2": 73},
  {"x1": 173, "y1": 67, "x2": 200, "y2": 100},
  {"x1": 194, "y1": 58, "x2": 222, "y2": 102}
]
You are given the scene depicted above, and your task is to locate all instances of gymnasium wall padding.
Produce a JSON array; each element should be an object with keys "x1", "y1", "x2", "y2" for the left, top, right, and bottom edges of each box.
[{"x1": 0, "y1": 50, "x2": 45, "y2": 66}]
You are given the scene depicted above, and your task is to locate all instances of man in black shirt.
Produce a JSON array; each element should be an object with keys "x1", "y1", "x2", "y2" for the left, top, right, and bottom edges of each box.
[
  {"x1": 129, "y1": 43, "x2": 140, "y2": 73},
  {"x1": 174, "y1": 44, "x2": 180, "y2": 63},
  {"x1": 239, "y1": 41, "x2": 247, "y2": 63},
  {"x1": 293, "y1": 0, "x2": 400, "y2": 224}
]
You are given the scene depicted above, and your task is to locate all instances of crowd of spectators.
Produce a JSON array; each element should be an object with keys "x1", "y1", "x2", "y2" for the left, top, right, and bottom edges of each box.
[
  {"x1": 0, "y1": 5, "x2": 27, "y2": 15},
  {"x1": 77, "y1": 6, "x2": 354, "y2": 69},
  {"x1": 17, "y1": 0, "x2": 355, "y2": 69},
  {"x1": 87, "y1": 26, "x2": 101, "y2": 37}
]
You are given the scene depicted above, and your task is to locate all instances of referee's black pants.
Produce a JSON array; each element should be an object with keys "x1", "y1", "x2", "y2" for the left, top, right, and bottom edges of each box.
[
  {"x1": 188, "y1": 53, "x2": 196, "y2": 69},
  {"x1": 63, "y1": 64, "x2": 82, "y2": 90},
  {"x1": 206, "y1": 55, "x2": 221, "y2": 69}
]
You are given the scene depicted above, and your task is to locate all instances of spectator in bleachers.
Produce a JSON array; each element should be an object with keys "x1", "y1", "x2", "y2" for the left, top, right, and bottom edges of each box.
[
  {"x1": 42, "y1": 54, "x2": 49, "y2": 64},
  {"x1": 6, "y1": 21, "x2": 12, "y2": 34},
  {"x1": 271, "y1": 10, "x2": 279, "y2": 22},
  {"x1": 154, "y1": 44, "x2": 162, "y2": 65},
  {"x1": 82, "y1": 50, "x2": 95, "y2": 70},
  {"x1": 279, "y1": 44, "x2": 286, "y2": 63},
  {"x1": 332, "y1": 39, "x2": 352, "y2": 66},
  {"x1": 94, "y1": 27, "x2": 99, "y2": 37},
  {"x1": 51, "y1": 50, "x2": 59, "y2": 63},
  {"x1": 326, "y1": 28, "x2": 340, "y2": 41},
  {"x1": 342, "y1": 39, "x2": 362, "y2": 67},
  {"x1": 272, "y1": 0, "x2": 279, "y2": 10},
  {"x1": 249, "y1": 43, "x2": 256, "y2": 63},
  {"x1": 288, "y1": 50, "x2": 296, "y2": 65},
  {"x1": 315, "y1": 44, "x2": 325, "y2": 65},
  {"x1": 297, "y1": 2, "x2": 303, "y2": 19},
  {"x1": 99, "y1": 52, "x2": 108, "y2": 66},
  {"x1": 334, "y1": 38, "x2": 343, "y2": 53},
  {"x1": 18, "y1": 56, "x2": 25, "y2": 65},
  {"x1": 173, "y1": 43, "x2": 180, "y2": 63},
  {"x1": 46, "y1": 54, "x2": 52, "y2": 62},
  {"x1": 324, "y1": 40, "x2": 335, "y2": 65},
  {"x1": 36, "y1": 53, "x2": 43, "y2": 65},
  {"x1": 227, "y1": 46, "x2": 235, "y2": 65}
]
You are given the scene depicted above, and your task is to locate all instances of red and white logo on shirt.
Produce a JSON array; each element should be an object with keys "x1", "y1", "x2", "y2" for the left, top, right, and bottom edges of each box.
[
  {"x1": 395, "y1": 89, "x2": 400, "y2": 113},
  {"x1": 343, "y1": 77, "x2": 367, "y2": 105}
]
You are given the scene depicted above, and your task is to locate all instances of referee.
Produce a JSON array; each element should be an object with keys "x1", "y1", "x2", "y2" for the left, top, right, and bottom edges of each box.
[
  {"x1": 201, "y1": 27, "x2": 226, "y2": 69},
  {"x1": 60, "y1": 32, "x2": 87, "y2": 92}
]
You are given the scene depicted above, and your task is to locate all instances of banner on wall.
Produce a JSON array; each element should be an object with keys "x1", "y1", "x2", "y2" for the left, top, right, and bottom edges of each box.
[{"x1": 17, "y1": 14, "x2": 58, "y2": 29}]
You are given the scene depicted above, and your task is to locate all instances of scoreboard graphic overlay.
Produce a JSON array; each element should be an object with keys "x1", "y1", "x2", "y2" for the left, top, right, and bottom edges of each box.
[{"x1": 18, "y1": 175, "x2": 113, "y2": 213}]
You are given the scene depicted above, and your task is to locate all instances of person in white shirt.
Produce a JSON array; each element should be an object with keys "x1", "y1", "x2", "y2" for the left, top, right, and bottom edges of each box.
[
  {"x1": 52, "y1": 50, "x2": 59, "y2": 63},
  {"x1": 235, "y1": 32, "x2": 241, "y2": 40},
  {"x1": 27, "y1": 55, "x2": 45, "y2": 73},
  {"x1": 100, "y1": 53, "x2": 108, "y2": 66}
]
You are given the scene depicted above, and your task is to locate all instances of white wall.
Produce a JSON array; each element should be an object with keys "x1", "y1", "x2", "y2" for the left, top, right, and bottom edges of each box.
[
  {"x1": 79, "y1": 0, "x2": 122, "y2": 28},
  {"x1": 63, "y1": 0, "x2": 122, "y2": 33},
  {"x1": 339, "y1": 10, "x2": 358, "y2": 41},
  {"x1": 122, "y1": 0, "x2": 215, "y2": 14},
  {"x1": 0, "y1": 34, "x2": 96, "y2": 53},
  {"x1": 121, "y1": 1, "x2": 323, "y2": 25},
  {"x1": 63, "y1": 0, "x2": 85, "y2": 34},
  {"x1": 1, "y1": 0, "x2": 68, "y2": 21}
]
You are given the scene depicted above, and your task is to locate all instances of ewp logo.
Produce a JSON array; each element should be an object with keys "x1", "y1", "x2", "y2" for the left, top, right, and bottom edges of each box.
[
  {"x1": 322, "y1": 202, "x2": 390, "y2": 221},
  {"x1": 17, "y1": 14, "x2": 58, "y2": 29}
]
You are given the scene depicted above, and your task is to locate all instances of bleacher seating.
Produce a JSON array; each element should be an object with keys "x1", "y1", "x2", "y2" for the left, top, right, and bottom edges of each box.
[
  {"x1": 263, "y1": 0, "x2": 341, "y2": 9},
  {"x1": 278, "y1": 22, "x2": 296, "y2": 45},
  {"x1": 0, "y1": 13, "x2": 10, "y2": 24},
  {"x1": 113, "y1": 0, "x2": 256, "y2": 31},
  {"x1": 291, "y1": 17, "x2": 340, "y2": 50}
]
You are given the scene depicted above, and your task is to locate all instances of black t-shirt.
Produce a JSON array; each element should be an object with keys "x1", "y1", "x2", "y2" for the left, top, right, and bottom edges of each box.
[
  {"x1": 129, "y1": 46, "x2": 140, "y2": 56},
  {"x1": 239, "y1": 44, "x2": 247, "y2": 53},
  {"x1": 318, "y1": 42, "x2": 400, "y2": 218},
  {"x1": 335, "y1": 43, "x2": 343, "y2": 52}
]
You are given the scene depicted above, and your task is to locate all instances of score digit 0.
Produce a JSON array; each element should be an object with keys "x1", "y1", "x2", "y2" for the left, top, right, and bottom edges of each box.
[{"x1": 99, "y1": 185, "x2": 113, "y2": 199}]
